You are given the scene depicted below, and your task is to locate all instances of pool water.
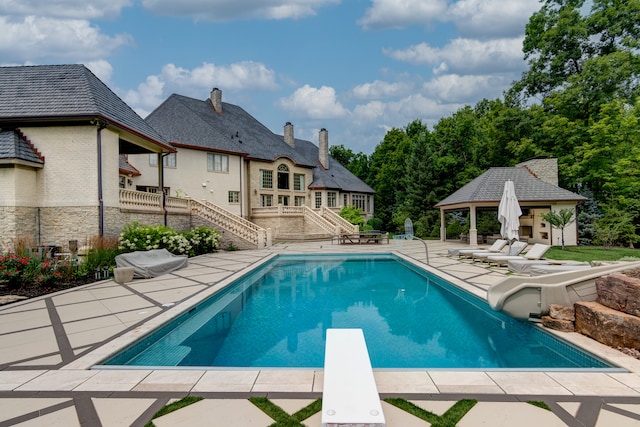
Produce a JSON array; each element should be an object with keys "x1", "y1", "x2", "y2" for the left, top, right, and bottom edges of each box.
[{"x1": 103, "y1": 254, "x2": 612, "y2": 369}]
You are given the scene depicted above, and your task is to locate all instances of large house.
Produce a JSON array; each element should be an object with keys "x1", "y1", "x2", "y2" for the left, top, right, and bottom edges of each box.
[
  {"x1": 0, "y1": 65, "x2": 372, "y2": 252},
  {"x1": 130, "y1": 88, "x2": 374, "y2": 239},
  {"x1": 0, "y1": 64, "x2": 174, "y2": 252}
]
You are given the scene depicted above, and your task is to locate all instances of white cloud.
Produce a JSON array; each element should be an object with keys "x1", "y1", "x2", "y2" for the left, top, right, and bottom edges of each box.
[
  {"x1": 446, "y1": 0, "x2": 540, "y2": 39},
  {"x1": 358, "y1": 0, "x2": 538, "y2": 38},
  {"x1": 0, "y1": 16, "x2": 132, "y2": 62},
  {"x1": 141, "y1": 0, "x2": 340, "y2": 21},
  {"x1": 123, "y1": 61, "x2": 279, "y2": 115},
  {"x1": 350, "y1": 80, "x2": 414, "y2": 100},
  {"x1": 278, "y1": 85, "x2": 349, "y2": 119},
  {"x1": 423, "y1": 74, "x2": 513, "y2": 104},
  {"x1": 85, "y1": 59, "x2": 114, "y2": 82},
  {"x1": 384, "y1": 37, "x2": 525, "y2": 75},
  {"x1": 358, "y1": 0, "x2": 447, "y2": 30},
  {"x1": 0, "y1": 0, "x2": 131, "y2": 19}
]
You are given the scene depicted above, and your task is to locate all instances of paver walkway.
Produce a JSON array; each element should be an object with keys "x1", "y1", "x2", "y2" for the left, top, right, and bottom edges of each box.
[{"x1": 1, "y1": 241, "x2": 640, "y2": 426}]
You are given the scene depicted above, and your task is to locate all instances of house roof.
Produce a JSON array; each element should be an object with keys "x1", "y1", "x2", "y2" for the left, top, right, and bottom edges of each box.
[
  {"x1": 435, "y1": 167, "x2": 587, "y2": 208},
  {"x1": 0, "y1": 64, "x2": 172, "y2": 152},
  {"x1": 146, "y1": 94, "x2": 315, "y2": 166},
  {"x1": 292, "y1": 138, "x2": 374, "y2": 193},
  {"x1": 119, "y1": 155, "x2": 141, "y2": 176},
  {"x1": 0, "y1": 130, "x2": 44, "y2": 165}
]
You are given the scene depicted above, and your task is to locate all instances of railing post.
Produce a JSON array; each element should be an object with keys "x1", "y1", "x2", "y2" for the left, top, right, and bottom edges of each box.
[{"x1": 266, "y1": 228, "x2": 272, "y2": 247}]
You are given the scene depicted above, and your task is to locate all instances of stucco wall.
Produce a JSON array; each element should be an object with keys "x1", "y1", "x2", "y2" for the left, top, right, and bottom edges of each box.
[{"x1": 128, "y1": 149, "x2": 244, "y2": 215}]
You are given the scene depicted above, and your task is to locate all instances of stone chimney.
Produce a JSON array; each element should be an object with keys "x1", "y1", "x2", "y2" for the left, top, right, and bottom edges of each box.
[
  {"x1": 284, "y1": 122, "x2": 294, "y2": 148},
  {"x1": 516, "y1": 157, "x2": 558, "y2": 186},
  {"x1": 210, "y1": 87, "x2": 222, "y2": 114},
  {"x1": 319, "y1": 128, "x2": 329, "y2": 169}
]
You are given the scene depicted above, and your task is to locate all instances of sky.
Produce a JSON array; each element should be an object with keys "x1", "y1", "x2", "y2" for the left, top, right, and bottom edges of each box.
[{"x1": 0, "y1": 0, "x2": 542, "y2": 154}]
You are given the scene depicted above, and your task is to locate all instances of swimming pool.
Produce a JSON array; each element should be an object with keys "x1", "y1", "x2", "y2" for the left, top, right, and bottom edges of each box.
[{"x1": 102, "y1": 254, "x2": 613, "y2": 369}]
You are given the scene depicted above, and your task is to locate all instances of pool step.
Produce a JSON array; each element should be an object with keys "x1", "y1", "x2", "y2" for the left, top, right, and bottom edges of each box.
[{"x1": 321, "y1": 328, "x2": 386, "y2": 427}]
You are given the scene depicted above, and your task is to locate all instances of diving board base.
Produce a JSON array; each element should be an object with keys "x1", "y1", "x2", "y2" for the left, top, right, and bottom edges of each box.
[{"x1": 321, "y1": 328, "x2": 386, "y2": 427}]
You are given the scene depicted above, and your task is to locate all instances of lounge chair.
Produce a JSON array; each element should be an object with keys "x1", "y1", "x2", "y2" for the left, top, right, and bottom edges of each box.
[
  {"x1": 457, "y1": 239, "x2": 508, "y2": 258},
  {"x1": 486, "y1": 243, "x2": 550, "y2": 267},
  {"x1": 473, "y1": 241, "x2": 528, "y2": 263},
  {"x1": 508, "y1": 259, "x2": 589, "y2": 275}
]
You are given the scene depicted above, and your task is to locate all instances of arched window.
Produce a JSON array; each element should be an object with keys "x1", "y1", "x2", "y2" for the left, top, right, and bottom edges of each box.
[{"x1": 277, "y1": 164, "x2": 290, "y2": 190}]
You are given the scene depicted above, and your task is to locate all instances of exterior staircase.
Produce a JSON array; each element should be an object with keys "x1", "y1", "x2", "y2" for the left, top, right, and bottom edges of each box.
[{"x1": 191, "y1": 199, "x2": 271, "y2": 248}]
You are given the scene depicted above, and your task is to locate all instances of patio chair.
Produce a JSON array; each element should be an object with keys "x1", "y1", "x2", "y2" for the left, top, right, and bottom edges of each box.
[
  {"x1": 457, "y1": 239, "x2": 508, "y2": 258},
  {"x1": 473, "y1": 241, "x2": 528, "y2": 263},
  {"x1": 486, "y1": 243, "x2": 550, "y2": 267},
  {"x1": 507, "y1": 259, "x2": 589, "y2": 275}
]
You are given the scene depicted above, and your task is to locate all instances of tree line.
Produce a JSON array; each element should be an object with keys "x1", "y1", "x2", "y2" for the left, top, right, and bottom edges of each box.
[{"x1": 331, "y1": 0, "x2": 640, "y2": 246}]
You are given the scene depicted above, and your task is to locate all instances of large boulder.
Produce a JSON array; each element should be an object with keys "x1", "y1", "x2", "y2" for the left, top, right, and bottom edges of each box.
[
  {"x1": 575, "y1": 301, "x2": 640, "y2": 349},
  {"x1": 596, "y1": 273, "x2": 640, "y2": 316}
]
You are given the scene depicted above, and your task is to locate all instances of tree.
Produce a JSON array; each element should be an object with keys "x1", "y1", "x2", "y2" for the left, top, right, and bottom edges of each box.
[
  {"x1": 510, "y1": 0, "x2": 640, "y2": 121},
  {"x1": 540, "y1": 209, "x2": 576, "y2": 249}
]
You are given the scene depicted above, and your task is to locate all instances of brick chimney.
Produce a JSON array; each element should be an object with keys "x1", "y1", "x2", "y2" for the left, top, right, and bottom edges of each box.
[
  {"x1": 210, "y1": 87, "x2": 222, "y2": 114},
  {"x1": 319, "y1": 128, "x2": 329, "y2": 169},
  {"x1": 284, "y1": 122, "x2": 294, "y2": 148}
]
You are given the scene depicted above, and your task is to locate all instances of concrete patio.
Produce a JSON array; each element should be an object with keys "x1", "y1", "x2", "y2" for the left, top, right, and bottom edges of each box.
[{"x1": 2, "y1": 240, "x2": 640, "y2": 426}]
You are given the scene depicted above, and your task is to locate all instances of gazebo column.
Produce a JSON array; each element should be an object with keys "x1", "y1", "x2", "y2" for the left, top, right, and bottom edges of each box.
[
  {"x1": 440, "y1": 209, "x2": 447, "y2": 241},
  {"x1": 469, "y1": 205, "x2": 478, "y2": 246}
]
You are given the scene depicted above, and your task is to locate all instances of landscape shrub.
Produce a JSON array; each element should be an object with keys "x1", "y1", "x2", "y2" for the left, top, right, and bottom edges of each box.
[{"x1": 119, "y1": 222, "x2": 220, "y2": 256}]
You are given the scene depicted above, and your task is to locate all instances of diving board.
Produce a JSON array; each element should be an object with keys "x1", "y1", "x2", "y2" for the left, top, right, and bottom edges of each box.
[{"x1": 321, "y1": 328, "x2": 386, "y2": 427}]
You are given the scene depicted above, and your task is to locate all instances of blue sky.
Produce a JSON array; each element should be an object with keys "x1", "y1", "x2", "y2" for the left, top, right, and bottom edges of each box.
[{"x1": 0, "y1": 0, "x2": 540, "y2": 153}]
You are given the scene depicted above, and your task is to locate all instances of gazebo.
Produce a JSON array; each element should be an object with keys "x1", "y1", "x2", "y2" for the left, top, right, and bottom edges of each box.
[{"x1": 434, "y1": 159, "x2": 587, "y2": 247}]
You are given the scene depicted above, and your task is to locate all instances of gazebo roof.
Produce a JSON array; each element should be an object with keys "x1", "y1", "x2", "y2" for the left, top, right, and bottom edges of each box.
[{"x1": 435, "y1": 167, "x2": 587, "y2": 208}]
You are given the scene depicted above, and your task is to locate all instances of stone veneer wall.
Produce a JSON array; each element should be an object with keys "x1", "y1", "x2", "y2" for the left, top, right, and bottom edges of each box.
[{"x1": 0, "y1": 206, "x2": 38, "y2": 251}]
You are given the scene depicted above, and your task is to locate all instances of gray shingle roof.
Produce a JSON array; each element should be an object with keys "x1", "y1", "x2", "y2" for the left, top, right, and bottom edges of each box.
[
  {"x1": 146, "y1": 94, "x2": 314, "y2": 166},
  {"x1": 146, "y1": 93, "x2": 374, "y2": 194},
  {"x1": 0, "y1": 130, "x2": 43, "y2": 164},
  {"x1": 0, "y1": 64, "x2": 169, "y2": 149},
  {"x1": 292, "y1": 138, "x2": 374, "y2": 193},
  {"x1": 435, "y1": 167, "x2": 586, "y2": 207},
  {"x1": 119, "y1": 155, "x2": 140, "y2": 176}
]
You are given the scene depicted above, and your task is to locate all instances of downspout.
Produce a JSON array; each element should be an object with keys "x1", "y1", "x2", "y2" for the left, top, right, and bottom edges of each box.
[
  {"x1": 95, "y1": 120, "x2": 107, "y2": 237},
  {"x1": 158, "y1": 153, "x2": 167, "y2": 226},
  {"x1": 239, "y1": 156, "x2": 243, "y2": 217}
]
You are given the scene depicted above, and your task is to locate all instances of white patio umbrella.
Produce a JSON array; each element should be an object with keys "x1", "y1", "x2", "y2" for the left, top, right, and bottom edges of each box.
[{"x1": 498, "y1": 180, "x2": 522, "y2": 242}]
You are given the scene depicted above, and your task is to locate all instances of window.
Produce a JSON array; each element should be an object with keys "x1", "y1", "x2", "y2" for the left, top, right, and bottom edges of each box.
[
  {"x1": 208, "y1": 153, "x2": 229, "y2": 172},
  {"x1": 119, "y1": 176, "x2": 126, "y2": 189},
  {"x1": 260, "y1": 194, "x2": 273, "y2": 207},
  {"x1": 294, "y1": 196, "x2": 305, "y2": 206},
  {"x1": 343, "y1": 194, "x2": 348, "y2": 207},
  {"x1": 149, "y1": 153, "x2": 176, "y2": 168},
  {"x1": 260, "y1": 170, "x2": 273, "y2": 189},
  {"x1": 315, "y1": 191, "x2": 322, "y2": 209},
  {"x1": 136, "y1": 185, "x2": 169, "y2": 194},
  {"x1": 228, "y1": 191, "x2": 240, "y2": 203},
  {"x1": 367, "y1": 195, "x2": 371, "y2": 212},
  {"x1": 352, "y1": 194, "x2": 365, "y2": 211},
  {"x1": 277, "y1": 164, "x2": 289, "y2": 190},
  {"x1": 278, "y1": 195, "x2": 290, "y2": 206},
  {"x1": 327, "y1": 191, "x2": 337, "y2": 208},
  {"x1": 294, "y1": 173, "x2": 305, "y2": 191}
]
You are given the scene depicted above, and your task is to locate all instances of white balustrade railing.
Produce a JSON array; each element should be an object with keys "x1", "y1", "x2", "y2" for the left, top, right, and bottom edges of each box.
[
  {"x1": 119, "y1": 189, "x2": 162, "y2": 212},
  {"x1": 191, "y1": 199, "x2": 270, "y2": 248},
  {"x1": 320, "y1": 206, "x2": 359, "y2": 234}
]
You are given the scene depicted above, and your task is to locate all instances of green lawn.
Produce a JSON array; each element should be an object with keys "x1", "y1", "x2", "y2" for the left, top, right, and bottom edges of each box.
[{"x1": 546, "y1": 246, "x2": 640, "y2": 262}]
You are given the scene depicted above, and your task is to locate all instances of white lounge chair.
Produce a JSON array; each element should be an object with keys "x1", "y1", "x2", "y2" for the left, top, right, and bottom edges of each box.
[
  {"x1": 473, "y1": 241, "x2": 528, "y2": 263},
  {"x1": 457, "y1": 239, "x2": 508, "y2": 258},
  {"x1": 486, "y1": 243, "x2": 550, "y2": 267},
  {"x1": 508, "y1": 259, "x2": 589, "y2": 275}
]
